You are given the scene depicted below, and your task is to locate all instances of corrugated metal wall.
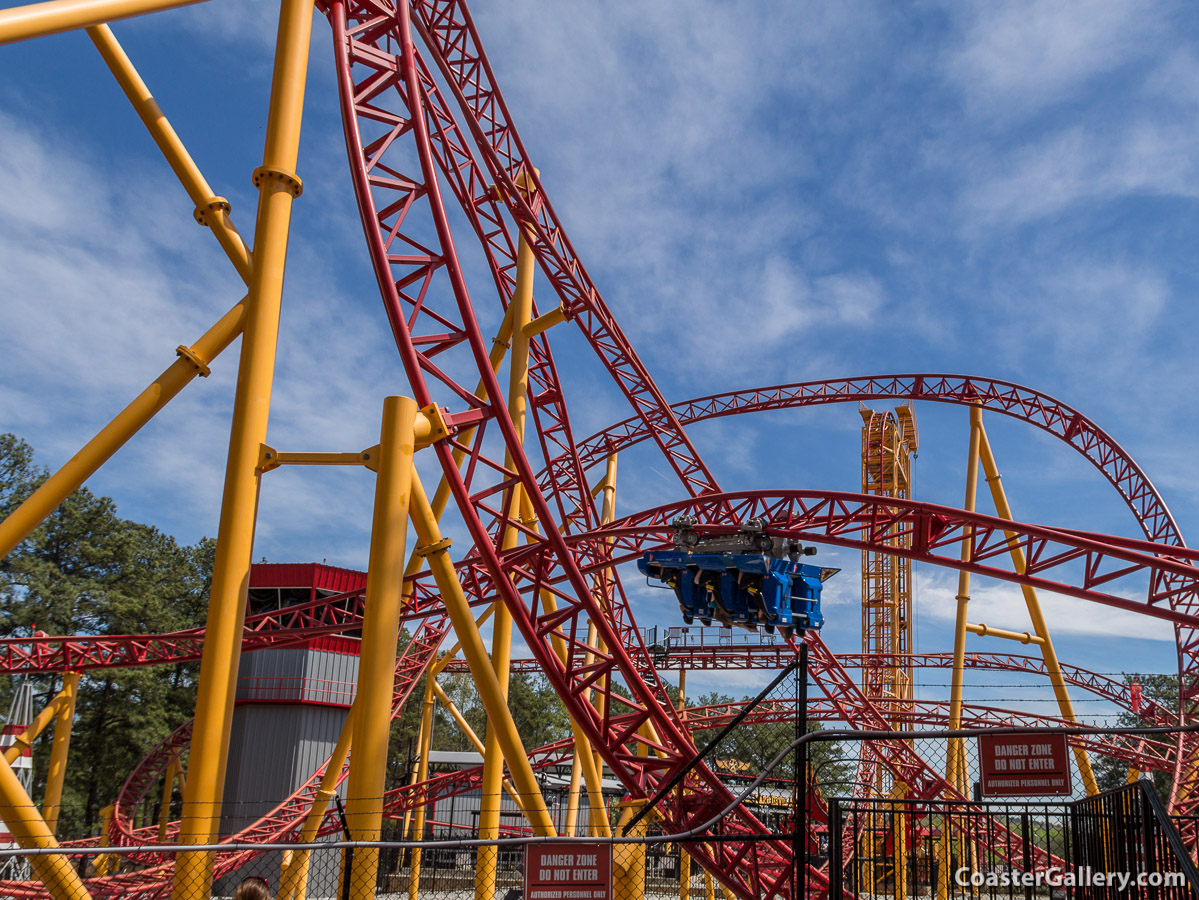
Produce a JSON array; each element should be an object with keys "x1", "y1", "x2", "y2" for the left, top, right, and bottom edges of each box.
[{"x1": 216, "y1": 645, "x2": 359, "y2": 898}]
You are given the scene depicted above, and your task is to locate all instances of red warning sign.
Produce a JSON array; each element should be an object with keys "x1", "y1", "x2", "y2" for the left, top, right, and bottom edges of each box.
[
  {"x1": 525, "y1": 842, "x2": 613, "y2": 900},
  {"x1": 978, "y1": 734, "x2": 1072, "y2": 797}
]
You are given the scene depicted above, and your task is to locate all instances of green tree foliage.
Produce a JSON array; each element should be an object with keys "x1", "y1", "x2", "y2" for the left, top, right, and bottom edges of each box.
[
  {"x1": 691, "y1": 689, "x2": 851, "y2": 793},
  {"x1": 1093, "y1": 672, "x2": 1179, "y2": 800},
  {"x1": 0, "y1": 434, "x2": 213, "y2": 837}
]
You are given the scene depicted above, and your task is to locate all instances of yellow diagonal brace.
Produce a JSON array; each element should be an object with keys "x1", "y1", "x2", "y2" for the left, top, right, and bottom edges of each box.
[
  {"x1": 86, "y1": 24, "x2": 252, "y2": 282},
  {"x1": 430, "y1": 679, "x2": 527, "y2": 813},
  {"x1": 41, "y1": 672, "x2": 78, "y2": 836},
  {"x1": 977, "y1": 422, "x2": 1099, "y2": 795},
  {"x1": 2, "y1": 686, "x2": 70, "y2": 765},
  {"x1": 278, "y1": 702, "x2": 356, "y2": 900},
  {"x1": 408, "y1": 471, "x2": 555, "y2": 835},
  {"x1": 0, "y1": 300, "x2": 244, "y2": 562},
  {"x1": 0, "y1": 0, "x2": 207, "y2": 45},
  {"x1": 406, "y1": 675, "x2": 436, "y2": 900},
  {"x1": 947, "y1": 406, "x2": 982, "y2": 795},
  {"x1": 0, "y1": 750, "x2": 92, "y2": 899}
]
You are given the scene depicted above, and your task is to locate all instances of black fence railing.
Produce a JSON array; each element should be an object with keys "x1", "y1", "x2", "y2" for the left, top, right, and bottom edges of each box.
[{"x1": 830, "y1": 781, "x2": 1199, "y2": 900}]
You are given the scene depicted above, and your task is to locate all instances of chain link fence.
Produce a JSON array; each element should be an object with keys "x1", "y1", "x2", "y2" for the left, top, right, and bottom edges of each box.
[{"x1": 0, "y1": 721, "x2": 1195, "y2": 898}]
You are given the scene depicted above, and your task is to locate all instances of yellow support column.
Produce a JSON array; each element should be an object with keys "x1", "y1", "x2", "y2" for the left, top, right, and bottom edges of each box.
[
  {"x1": 41, "y1": 672, "x2": 79, "y2": 837},
  {"x1": 171, "y1": 0, "x2": 314, "y2": 894},
  {"x1": 576, "y1": 454, "x2": 618, "y2": 837},
  {"x1": 947, "y1": 407, "x2": 982, "y2": 795},
  {"x1": 935, "y1": 817, "x2": 951, "y2": 900},
  {"x1": 157, "y1": 756, "x2": 182, "y2": 843},
  {"x1": 95, "y1": 803, "x2": 116, "y2": 877},
  {"x1": 407, "y1": 674, "x2": 437, "y2": 900},
  {"x1": 408, "y1": 474, "x2": 554, "y2": 836},
  {"x1": 477, "y1": 201, "x2": 538, "y2": 900},
  {"x1": 278, "y1": 703, "x2": 356, "y2": 900},
  {"x1": 892, "y1": 785, "x2": 909, "y2": 899},
  {"x1": 563, "y1": 751, "x2": 583, "y2": 836},
  {"x1": 677, "y1": 670, "x2": 689, "y2": 900},
  {"x1": 976, "y1": 425, "x2": 1099, "y2": 796},
  {"x1": 340, "y1": 396, "x2": 418, "y2": 899},
  {"x1": 614, "y1": 801, "x2": 651, "y2": 900}
]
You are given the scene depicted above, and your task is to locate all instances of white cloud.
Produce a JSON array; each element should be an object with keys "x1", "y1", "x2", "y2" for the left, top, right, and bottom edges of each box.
[
  {"x1": 961, "y1": 119, "x2": 1199, "y2": 230},
  {"x1": 0, "y1": 106, "x2": 387, "y2": 563},
  {"x1": 918, "y1": 571, "x2": 1175, "y2": 642},
  {"x1": 945, "y1": 0, "x2": 1163, "y2": 117}
]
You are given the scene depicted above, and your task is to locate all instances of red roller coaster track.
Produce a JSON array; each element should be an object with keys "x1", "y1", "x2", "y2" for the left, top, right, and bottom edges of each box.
[{"x1": 3, "y1": 0, "x2": 1197, "y2": 897}]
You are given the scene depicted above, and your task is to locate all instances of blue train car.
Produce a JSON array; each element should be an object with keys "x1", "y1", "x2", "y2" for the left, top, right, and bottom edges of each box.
[{"x1": 637, "y1": 548, "x2": 829, "y2": 638}]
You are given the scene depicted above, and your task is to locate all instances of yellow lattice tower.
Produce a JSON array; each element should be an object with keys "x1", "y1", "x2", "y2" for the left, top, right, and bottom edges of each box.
[{"x1": 860, "y1": 403, "x2": 918, "y2": 724}]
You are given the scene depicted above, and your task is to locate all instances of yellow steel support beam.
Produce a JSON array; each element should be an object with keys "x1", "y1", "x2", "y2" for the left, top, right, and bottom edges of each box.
[
  {"x1": 0, "y1": 0, "x2": 206, "y2": 45},
  {"x1": 892, "y1": 782, "x2": 909, "y2": 898},
  {"x1": 976, "y1": 425, "x2": 1100, "y2": 796},
  {"x1": 157, "y1": 756, "x2": 183, "y2": 843},
  {"x1": 278, "y1": 703, "x2": 357, "y2": 900},
  {"x1": 614, "y1": 800, "x2": 653, "y2": 900},
  {"x1": 585, "y1": 454, "x2": 619, "y2": 834},
  {"x1": 677, "y1": 670, "x2": 690, "y2": 900},
  {"x1": 406, "y1": 674, "x2": 437, "y2": 900},
  {"x1": 95, "y1": 803, "x2": 116, "y2": 877},
  {"x1": 171, "y1": 0, "x2": 313, "y2": 894},
  {"x1": 85, "y1": 24, "x2": 252, "y2": 282},
  {"x1": 947, "y1": 406, "x2": 982, "y2": 795},
  {"x1": 964, "y1": 623, "x2": 1045, "y2": 645},
  {"x1": 0, "y1": 300, "x2": 245, "y2": 562},
  {"x1": 406, "y1": 604, "x2": 500, "y2": 868},
  {"x1": 936, "y1": 820, "x2": 951, "y2": 900},
  {"x1": 2, "y1": 686, "x2": 71, "y2": 766},
  {"x1": 564, "y1": 745, "x2": 584, "y2": 836},
  {"x1": 41, "y1": 672, "x2": 78, "y2": 837},
  {"x1": 339, "y1": 396, "x2": 417, "y2": 897},
  {"x1": 523, "y1": 304, "x2": 568, "y2": 338},
  {"x1": 430, "y1": 680, "x2": 527, "y2": 812},
  {"x1": 477, "y1": 217, "x2": 537, "y2": 900},
  {"x1": 521, "y1": 472, "x2": 611, "y2": 839},
  {"x1": 408, "y1": 473, "x2": 555, "y2": 834},
  {"x1": 0, "y1": 749, "x2": 92, "y2": 899}
]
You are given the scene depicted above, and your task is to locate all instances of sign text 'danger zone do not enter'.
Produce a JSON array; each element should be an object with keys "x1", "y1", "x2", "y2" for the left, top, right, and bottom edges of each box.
[{"x1": 978, "y1": 733, "x2": 1072, "y2": 797}]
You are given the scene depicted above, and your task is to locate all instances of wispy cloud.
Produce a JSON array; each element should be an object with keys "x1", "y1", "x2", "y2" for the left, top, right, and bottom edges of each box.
[
  {"x1": 918, "y1": 570, "x2": 1175, "y2": 642},
  {"x1": 944, "y1": 0, "x2": 1165, "y2": 118},
  {"x1": 962, "y1": 120, "x2": 1199, "y2": 228}
]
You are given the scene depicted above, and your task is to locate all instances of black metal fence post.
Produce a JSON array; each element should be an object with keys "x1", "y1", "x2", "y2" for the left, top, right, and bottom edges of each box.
[
  {"x1": 794, "y1": 641, "x2": 808, "y2": 900},
  {"x1": 334, "y1": 795, "x2": 354, "y2": 900}
]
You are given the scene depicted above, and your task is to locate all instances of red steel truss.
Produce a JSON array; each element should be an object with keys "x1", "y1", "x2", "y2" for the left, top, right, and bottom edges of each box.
[{"x1": 3, "y1": 0, "x2": 1198, "y2": 896}]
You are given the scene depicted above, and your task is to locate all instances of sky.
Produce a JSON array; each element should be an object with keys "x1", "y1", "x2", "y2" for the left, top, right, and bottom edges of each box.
[{"x1": 1, "y1": 0, "x2": 1198, "y2": 730}]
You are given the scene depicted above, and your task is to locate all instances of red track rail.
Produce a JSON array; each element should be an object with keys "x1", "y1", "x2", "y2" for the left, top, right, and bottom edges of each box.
[{"x1": 572, "y1": 374, "x2": 1199, "y2": 807}]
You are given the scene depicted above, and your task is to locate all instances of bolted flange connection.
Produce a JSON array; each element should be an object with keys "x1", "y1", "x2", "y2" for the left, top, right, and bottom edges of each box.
[
  {"x1": 192, "y1": 196, "x2": 231, "y2": 228},
  {"x1": 251, "y1": 165, "x2": 303, "y2": 198},
  {"x1": 175, "y1": 345, "x2": 211, "y2": 377}
]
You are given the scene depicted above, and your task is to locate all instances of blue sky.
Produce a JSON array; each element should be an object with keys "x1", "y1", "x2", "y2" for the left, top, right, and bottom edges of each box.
[{"x1": 1, "y1": 0, "x2": 1197, "y2": 724}]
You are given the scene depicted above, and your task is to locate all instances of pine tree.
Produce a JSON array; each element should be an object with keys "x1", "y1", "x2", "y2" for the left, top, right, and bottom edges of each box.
[{"x1": 0, "y1": 434, "x2": 213, "y2": 837}]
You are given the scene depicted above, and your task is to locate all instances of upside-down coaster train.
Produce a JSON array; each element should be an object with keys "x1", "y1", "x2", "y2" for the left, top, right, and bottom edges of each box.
[{"x1": 0, "y1": 1, "x2": 1196, "y2": 899}]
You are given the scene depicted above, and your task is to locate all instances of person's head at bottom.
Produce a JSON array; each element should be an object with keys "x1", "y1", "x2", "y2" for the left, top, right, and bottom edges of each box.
[{"x1": 234, "y1": 876, "x2": 272, "y2": 900}]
